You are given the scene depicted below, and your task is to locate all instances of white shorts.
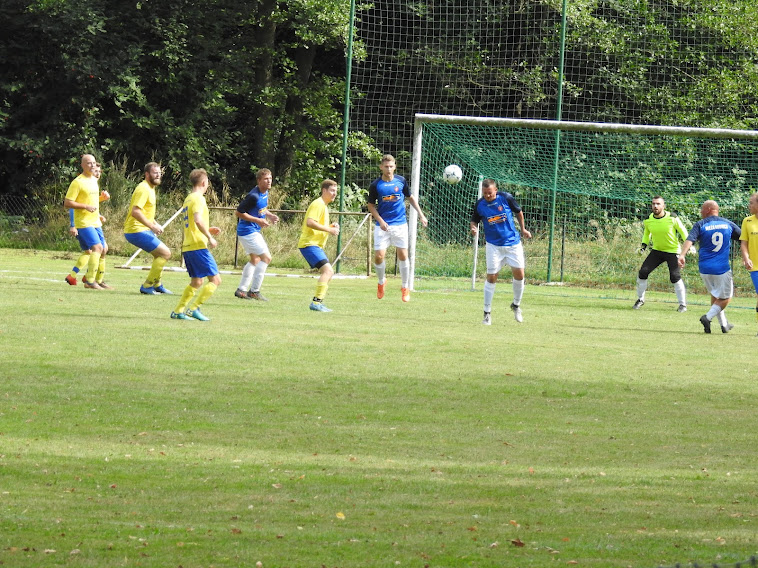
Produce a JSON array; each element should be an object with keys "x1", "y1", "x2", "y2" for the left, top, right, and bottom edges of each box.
[
  {"x1": 238, "y1": 232, "x2": 270, "y2": 257},
  {"x1": 485, "y1": 241, "x2": 525, "y2": 274},
  {"x1": 700, "y1": 271, "x2": 733, "y2": 300},
  {"x1": 374, "y1": 223, "x2": 409, "y2": 251}
]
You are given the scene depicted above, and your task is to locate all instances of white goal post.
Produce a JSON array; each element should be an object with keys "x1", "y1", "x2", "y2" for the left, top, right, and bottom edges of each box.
[{"x1": 408, "y1": 112, "x2": 758, "y2": 290}]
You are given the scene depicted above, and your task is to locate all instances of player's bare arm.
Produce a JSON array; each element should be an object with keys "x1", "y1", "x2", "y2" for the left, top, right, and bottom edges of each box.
[
  {"x1": 408, "y1": 196, "x2": 428, "y2": 228},
  {"x1": 64, "y1": 198, "x2": 96, "y2": 213},
  {"x1": 306, "y1": 218, "x2": 340, "y2": 236},
  {"x1": 131, "y1": 205, "x2": 163, "y2": 235},
  {"x1": 517, "y1": 211, "x2": 532, "y2": 239},
  {"x1": 366, "y1": 203, "x2": 388, "y2": 231},
  {"x1": 194, "y1": 212, "x2": 217, "y2": 249},
  {"x1": 741, "y1": 240, "x2": 753, "y2": 270}
]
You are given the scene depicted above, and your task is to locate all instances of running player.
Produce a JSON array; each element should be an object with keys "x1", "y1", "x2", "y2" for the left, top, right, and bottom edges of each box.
[
  {"x1": 678, "y1": 200, "x2": 740, "y2": 333},
  {"x1": 739, "y1": 192, "x2": 758, "y2": 335},
  {"x1": 170, "y1": 169, "x2": 221, "y2": 321},
  {"x1": 65, "y1": 162, "x2": 111, "y2": 287},
  {"x1": 63, "y1": 154, "x2": 105, "y2": 289},
  {"x1": 298, "y1": 179, "x2": 340, "y2": 312},
  {"x1": 124, "y1": 162, "x2": 173, "y2": 295},
  {"x1": 234, "y1": 168, "x2": 279, "y2": 301}
]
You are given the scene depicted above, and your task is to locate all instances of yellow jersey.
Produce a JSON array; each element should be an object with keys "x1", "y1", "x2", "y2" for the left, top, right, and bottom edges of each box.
[
  {"x1": 181, "y1": 191, "x2": 209, "y2": 252},
  {"x1": 65, "y1": 174, "x2": 100, "y2": 228},
  {"x1": 298, "y1": 197, "x2": 330, "y2": 249},
  {"x1": 740, "y1": 214, "x2": 758, "y2": 271},
  {"x1": 124, "y1": 180, "x2": 157, "y2": 233}
]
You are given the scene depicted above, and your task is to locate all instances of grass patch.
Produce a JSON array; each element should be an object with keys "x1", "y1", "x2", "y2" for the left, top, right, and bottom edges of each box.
[{"x1": 1, "y1": 248, "x2": 758, "y2": 567}]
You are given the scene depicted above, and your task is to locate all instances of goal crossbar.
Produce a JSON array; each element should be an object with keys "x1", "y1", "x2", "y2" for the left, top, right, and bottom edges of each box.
[{"x1": 414, "y1": 114, "x2": 758, "y2": 141}]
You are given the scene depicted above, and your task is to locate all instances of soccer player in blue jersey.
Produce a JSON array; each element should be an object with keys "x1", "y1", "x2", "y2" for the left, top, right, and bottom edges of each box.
[
  {"x1": 739, "y1": 192, "x2": 758, "y2": 335},
  {"x1": 234, "y1": 168, "x2": 279, "y2": 301},
  {"x1": 170, "y1": 169, "x2": 221, "y2": 321},
  {"x1": 470, "y1": 179, "x2": 532, "y2": 325},
  {"x1": 678, "y1": 200, "x2": 740, "y2": 334},
  {"x1": 367, "y1": 154, "x2": 428, "y2": 302}
]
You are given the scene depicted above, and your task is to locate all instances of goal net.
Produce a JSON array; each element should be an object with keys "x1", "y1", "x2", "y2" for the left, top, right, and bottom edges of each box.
[{"x1": 409, "y1": 114, "x2": 758, "y2": 291}]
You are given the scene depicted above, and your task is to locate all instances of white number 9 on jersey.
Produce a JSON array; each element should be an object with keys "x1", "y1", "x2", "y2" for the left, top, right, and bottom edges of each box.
[{"x1": 711, "y1": 231, "x2": 723, "y2": 252}]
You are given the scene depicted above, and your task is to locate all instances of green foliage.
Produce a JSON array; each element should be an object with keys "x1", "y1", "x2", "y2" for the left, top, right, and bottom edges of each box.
[{"x1": 1, "y1": 0, "x2": 373, "y2": 204}]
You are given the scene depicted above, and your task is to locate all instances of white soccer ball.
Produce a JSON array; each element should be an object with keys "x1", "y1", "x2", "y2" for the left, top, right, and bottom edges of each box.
[{"x1": 443, "y1": 164, "x2": 463, "y2": 184}]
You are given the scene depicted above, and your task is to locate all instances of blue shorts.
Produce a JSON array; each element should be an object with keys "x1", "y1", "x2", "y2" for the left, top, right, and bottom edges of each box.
[
  {"x1": 77, "y1": 226, "x2": 105, "y2": 250},
  {"x1": 299, "y1": 246, "x2": 329, "y2": 269},
  {"x1": 183, "y1": 248, "x2": 218, "y2": 279},
  {"x1": 750, "y1": 271, "x2": 758, "y2": 294},
  {"x1": 125, "y1": 230, "x2": 162, "y2": 253}
]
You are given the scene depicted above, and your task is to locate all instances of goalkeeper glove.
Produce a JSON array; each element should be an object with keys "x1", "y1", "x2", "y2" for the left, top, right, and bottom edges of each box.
[{"x1": 637, "y1": 243, "x2": 648, "y2": 255}]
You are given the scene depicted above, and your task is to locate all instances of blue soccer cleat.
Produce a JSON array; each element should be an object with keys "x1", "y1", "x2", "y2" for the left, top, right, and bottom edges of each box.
[
  {"x1": 140, "y1": 285, "x2": 157, "y2": 295},
  {"x1": 154, "y1": 284, "x2": 172, "y2": 294},
  {"x1": 309, "y1": 301, "x2": 332, "y2": 312},
  {"x1": 186, "y1": 308, "x2": 209, "y2": 321},
  {"x1": 170, "y1": 311, "x2": 191, "y2": 320}
]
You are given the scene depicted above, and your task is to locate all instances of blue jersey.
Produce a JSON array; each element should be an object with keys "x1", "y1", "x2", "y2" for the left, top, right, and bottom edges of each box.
[
  {"x1": 236, "y1": 186, "x2": 270, "y2": 236},
  {"x1": 367, "y1": 175, "x2": 410, "y2": 226},
  {"x1": 471, "y1": 191, "x2": 522, "y2": 247},
  {"x1": 687, "y1": 215, "x2": 740, "y2": 275}
]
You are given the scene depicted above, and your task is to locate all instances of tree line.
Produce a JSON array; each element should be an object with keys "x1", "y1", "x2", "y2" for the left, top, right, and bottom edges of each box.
[{"x1": 2, "y1": 0, "x2": 758, "y2": 206}]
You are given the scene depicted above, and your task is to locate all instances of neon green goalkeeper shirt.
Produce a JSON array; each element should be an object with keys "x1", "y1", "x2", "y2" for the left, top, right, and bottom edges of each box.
[{"x1": 642, "y1": 211, "x2": 688, "y2": 253}]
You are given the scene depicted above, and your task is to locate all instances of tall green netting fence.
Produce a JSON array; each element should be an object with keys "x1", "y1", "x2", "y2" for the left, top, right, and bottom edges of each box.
[
  {"x1": 345, "y1": 0, "x2": 758, "y2": 292},
  {"x1": 409, "y1": 115, "x2": 758, "y2": 293}
]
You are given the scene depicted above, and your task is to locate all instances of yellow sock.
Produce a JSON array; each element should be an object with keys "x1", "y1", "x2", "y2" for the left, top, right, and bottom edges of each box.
[
  {"x1": 146, "y1": 256, "x2": 167, "y2": 287},
  {"x1": 174, "y1": 285, "x2": 197, "y2": 314},
  {"x1": 71, "y1": 253, "x2": 88, "y2": 277},
  {"x1": 189, "y1": 282, "x2": 218, "y2": 311},
  {"x1": 96, "y1": 258, "x2": 106, "y2": 283},
  {"x1": 85, "y1": 251, "x2": 101, "y2": 282},
  {"x1": 314, "y1": 282, "x2": 328, "y2": 301}
]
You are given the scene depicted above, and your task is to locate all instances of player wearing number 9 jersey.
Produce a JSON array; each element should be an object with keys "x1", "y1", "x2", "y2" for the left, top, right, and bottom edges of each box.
[{"x1": 678, "y1": 200, "x2": 740, "y2": 334}]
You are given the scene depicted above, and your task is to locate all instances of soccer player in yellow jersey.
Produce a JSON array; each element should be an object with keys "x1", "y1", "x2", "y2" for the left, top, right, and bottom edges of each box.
[
  {"x1": 65, "y1": 162, "x2": 112, "y2": 288},
  {"x1": 171, "y1": 169, "x2": 221, "y2": 321},
  {"x1": 124, "y1": 162, "x2": 173, "y2": 295},
  {"x1": 63, "y1": 154, "x2": 106, "y2": 289},
  {"x1": 633, "y1": 196, "x2": 690, "y2": 312},
  {"x1": 298, "y1": 179, "x2": 340, "y2": 312},
  {"x1": 739, "y1": 192, "x2": 758, "y2": 334}
]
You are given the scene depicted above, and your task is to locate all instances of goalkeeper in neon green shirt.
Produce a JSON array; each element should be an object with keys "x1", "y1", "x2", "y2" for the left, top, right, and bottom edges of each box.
[{"x1": 633, "y1": 196, "x2": 690, "y2": 311}]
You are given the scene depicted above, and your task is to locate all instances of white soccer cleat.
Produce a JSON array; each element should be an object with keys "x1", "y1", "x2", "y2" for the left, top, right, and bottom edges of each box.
[
  {"x1": 482, "y1": 312, "x2": 491, "y2": 325},
  {"x1": 510, "y1": 303, "x2": 523, "y2": 323}
]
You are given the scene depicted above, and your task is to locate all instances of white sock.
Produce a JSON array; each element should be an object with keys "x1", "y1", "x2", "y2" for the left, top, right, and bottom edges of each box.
[
  {"x1": 706, "y1": 304, "x2": 722, "y2": 321},
  {"x1": 375, "y1": 261, "x2": 386, "y2": 285},
  {"x1": 399, "y1": 259, "x2": 410, "y2": 288},
  {"x1": 674, "y1": 279, "x2": 686, "y2": 306},
  {"x1": 513, "y1": 278, "x2": 524, "y2": 306},
  {"x1": 239, "y1": 262, "x2": 255, "y2": 291},
  {"x1": 636, "y1": 277, "x2": 648, "y2": 300},
  {"x1": 716, "y1": 310, "x2": 727, "y2": 326},
  {"x1": 484, "y1": 281, "x2": 496, "y2": 313},
  {"x1": 251, "y1": 261, "x2": 269, "y2": 292}
]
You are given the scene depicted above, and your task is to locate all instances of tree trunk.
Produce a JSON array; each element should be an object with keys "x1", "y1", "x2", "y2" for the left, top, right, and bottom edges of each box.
[{"x1": 275, "y1": 45, "x2": 317, "y2": 182}]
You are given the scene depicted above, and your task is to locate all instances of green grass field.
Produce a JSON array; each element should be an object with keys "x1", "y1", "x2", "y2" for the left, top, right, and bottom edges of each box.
[{"x1": 2, "y1": 248, "x2": 757, "y2": 568}]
